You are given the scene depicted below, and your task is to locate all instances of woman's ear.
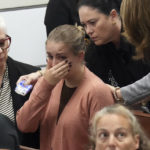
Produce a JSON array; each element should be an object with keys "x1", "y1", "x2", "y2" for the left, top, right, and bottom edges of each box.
[
  {"x1": 78, "y1": 50, "x2": 85, "y2": 61},
  {"x1": 134, "y1": 134, "x2": 140, "y2": 150},
  {"x1": 110, "y1": 9, "x2": 118, "y2": 18},
  {"x1": 109, "y1": 9, "x2": 118, "y2": 25}
]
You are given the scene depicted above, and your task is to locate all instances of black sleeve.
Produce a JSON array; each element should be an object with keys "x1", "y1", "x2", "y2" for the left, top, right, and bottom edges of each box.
[
  {"x1": 0, "y1": 114, "x2": 20, "y2": 150},
  {"x1": 12, "y1": 60, "x2": 40, "y2": 75},
  {"x1": 44, "y1": 0, "x2": 79, "y2": 35}
]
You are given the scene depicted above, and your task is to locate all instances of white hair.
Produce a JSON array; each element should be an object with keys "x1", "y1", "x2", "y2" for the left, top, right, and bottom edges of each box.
[
  {"x1": 0, "y1": 15, "x2": 7, "y2": 33},
  {"x1": 89, "y1": 104, "x2": 150, "y2": 150}
]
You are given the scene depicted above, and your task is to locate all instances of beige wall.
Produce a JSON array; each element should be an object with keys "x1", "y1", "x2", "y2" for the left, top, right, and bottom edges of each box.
[{"x1": 0, "y1": 0, "x2": 49, "y2": 10}]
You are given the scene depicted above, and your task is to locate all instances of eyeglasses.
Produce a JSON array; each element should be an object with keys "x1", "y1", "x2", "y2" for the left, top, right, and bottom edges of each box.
[{"x1": 0, "y1": 35, "x2": 11, "y2": 51}]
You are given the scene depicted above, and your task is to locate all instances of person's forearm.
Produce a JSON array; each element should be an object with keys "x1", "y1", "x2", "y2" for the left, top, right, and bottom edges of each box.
[
  {"x1": 36, "y1": 69, "x2": 45, "y2": 77},
  {"x1": 16, "y1": 77, "x2": 54, "y2": 132},
  {"x1": 121, "y1": 73, "x2": 150, "y2": 105}
]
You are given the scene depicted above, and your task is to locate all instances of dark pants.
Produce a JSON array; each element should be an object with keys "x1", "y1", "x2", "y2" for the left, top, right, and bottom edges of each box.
[{"x1": 0, "y1": 113, "x2": 20, "y2": 150}]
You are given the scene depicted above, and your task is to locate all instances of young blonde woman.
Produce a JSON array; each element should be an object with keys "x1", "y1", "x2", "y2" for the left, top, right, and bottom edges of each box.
[{"x1": 16, "y1": 25, "x2": 114, "y2": 150}]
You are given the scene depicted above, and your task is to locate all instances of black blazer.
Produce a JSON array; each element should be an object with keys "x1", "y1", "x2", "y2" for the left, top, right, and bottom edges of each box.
[
  {"x1": 85, "y1": 37, "x2": 150, "y2": 87},
  {"x1": 7, "y1": 57, "x2": 40, "y2": 148}
]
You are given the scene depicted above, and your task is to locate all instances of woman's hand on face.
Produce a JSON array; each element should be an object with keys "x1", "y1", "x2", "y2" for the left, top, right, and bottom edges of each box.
[{"x1": 44, "y1": 60, "x2": 70, "y2": 86}]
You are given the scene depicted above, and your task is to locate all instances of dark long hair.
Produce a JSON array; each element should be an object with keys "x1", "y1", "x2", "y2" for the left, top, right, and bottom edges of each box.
[{"x1": 78, "y1": 0, "x2": 122, "y2": 15}]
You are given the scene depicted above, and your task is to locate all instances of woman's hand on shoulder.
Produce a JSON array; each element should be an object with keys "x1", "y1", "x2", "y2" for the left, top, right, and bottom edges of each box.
[{"x1": 106, "y1": 84, "x2": 116, "y2": 92}]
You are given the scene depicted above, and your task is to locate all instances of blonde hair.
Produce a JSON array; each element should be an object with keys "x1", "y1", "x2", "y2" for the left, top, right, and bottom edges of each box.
[
  {"x1": 90, "y1": 104, "x2": 150, "y2": 150},
  {"x1": 47, "y1": 24, "x2": 89, "y2": 55},
  {"x1": 120, "y1": 0, "x2": 150, "y2": 61}
]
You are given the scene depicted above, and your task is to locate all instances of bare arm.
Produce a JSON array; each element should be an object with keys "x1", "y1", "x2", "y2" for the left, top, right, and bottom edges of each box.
[
  {"x1": 16, "y1": 69, "x2": 46, "y2": 86},
  {"x1": 107, "y1": 73, "x2": 150, "y2": 105}
]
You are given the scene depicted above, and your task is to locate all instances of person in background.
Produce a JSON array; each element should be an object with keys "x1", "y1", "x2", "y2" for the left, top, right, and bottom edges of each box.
[
  {"x1": 78, "y1": 0, "x2": 150, "y2": 88},
  {"x1": 44, "y1": 0, "x2": 80, "y2": 36},
  {"x1": 108, "y1": 0, "x2": 150, "y2": 106},
  {"x1": 16, "y1": 24, "x2": 114, "y2": 150},
  {"x1": 90, "y1": 104, "x2": 150, "y2": 150},
  {"x1": 0, "y1": 15, "x2": 40, "y2": 149}
]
